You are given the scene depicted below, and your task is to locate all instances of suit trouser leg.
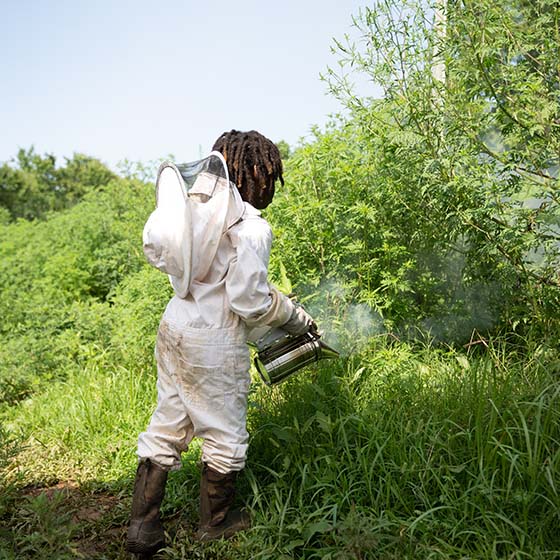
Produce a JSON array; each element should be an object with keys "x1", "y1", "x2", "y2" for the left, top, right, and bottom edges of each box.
[{"x1": 137, "y1": 353, "x2": 194, "y2": 471}]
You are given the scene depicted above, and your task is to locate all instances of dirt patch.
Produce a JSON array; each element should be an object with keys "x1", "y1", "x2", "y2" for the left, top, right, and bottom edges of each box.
[
  {"x1": 74, "y1": 525, "x2": 128, "y2": 559},
  {"x1": 14, "y1": 481, "x2": 193, "y2": 558},
  {"x1": 24, "y1": 481, "x2": 121, "y2": 523},
  {"x1": 72, "y1": 493, "x2": 120, "y2": 523},
  {"x1": 23, "y1": 479, "x2": 80, "y2": 497},
  {"x1": 20, "y1": 481, "x2": 128, "y2": 558}
]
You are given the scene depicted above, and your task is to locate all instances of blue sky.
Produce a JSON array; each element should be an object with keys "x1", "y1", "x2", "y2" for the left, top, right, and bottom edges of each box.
[{"x1": 1, "y1": 1, "x2": 380, "y2": 169}]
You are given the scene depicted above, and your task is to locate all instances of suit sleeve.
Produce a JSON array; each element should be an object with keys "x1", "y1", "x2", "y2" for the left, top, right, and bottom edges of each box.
[{"x1": 226, "y1": 218, "x2": 294, "y2": 328}]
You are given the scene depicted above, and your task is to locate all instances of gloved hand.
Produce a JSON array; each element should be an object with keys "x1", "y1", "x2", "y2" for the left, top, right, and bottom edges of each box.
[{"x1": 282, "y1": 305, "x2": 317, "y2": 336}]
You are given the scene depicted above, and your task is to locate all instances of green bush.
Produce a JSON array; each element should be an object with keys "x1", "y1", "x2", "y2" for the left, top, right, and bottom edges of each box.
[
  {"x1": 318, "y1": 0, "x2": 560, "y2": 339},
  {"x1": 0, "y1": 177, "x2": 152, "y2": 406}
]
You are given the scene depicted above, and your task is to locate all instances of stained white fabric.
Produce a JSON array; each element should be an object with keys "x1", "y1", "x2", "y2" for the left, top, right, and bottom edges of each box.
[
  {"x1": 137, "y1": 201, "x2": 297, "y2": 473},
  {"x1": 137, "y1": 322, "x2": 250, "y2": 473}
]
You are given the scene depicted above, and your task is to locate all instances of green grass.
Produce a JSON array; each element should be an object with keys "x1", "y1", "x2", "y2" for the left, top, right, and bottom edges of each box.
[{"x1": 1, "y1": 338, "x2": 559, "y2": 559}]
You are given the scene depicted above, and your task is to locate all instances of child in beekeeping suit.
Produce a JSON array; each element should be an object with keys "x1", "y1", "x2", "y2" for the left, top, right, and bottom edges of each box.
[{"x1": 126, "y1": 130, "x2": 315, "y2": 556}]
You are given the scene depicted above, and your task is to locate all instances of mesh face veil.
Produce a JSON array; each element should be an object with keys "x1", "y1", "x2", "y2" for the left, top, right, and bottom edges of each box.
[{"x1": 143, "y1": 152, "x2": 244, "y2": 298}]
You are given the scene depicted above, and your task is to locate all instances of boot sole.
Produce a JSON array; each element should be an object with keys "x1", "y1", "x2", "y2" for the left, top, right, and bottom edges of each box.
[
  {"x1": 126, "y1": 537, "x2": 164, "y2": 554},
  {"x1": 196, "y1": 513, "x2": 250, "y2": 541},
  {"x1": 126, "y1": 520, "x2": 165, "y2": 554}
]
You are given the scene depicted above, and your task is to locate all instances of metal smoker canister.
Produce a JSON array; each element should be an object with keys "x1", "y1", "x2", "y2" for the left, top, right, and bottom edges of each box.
[{"x1": 252, "y1": 328, "x2": 340, "y2": 386}]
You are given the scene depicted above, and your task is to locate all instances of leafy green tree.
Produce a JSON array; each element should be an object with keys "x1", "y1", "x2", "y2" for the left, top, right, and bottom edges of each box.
[
  {"x1": 276, "y1": 140, "x2": 292, "y2": 160},
  {"x1": 0, "y1": 148, "x2": 116, "y2": 221},
  {"x1": 318, "y1": 0, "x2": 560, "y2": 337}
]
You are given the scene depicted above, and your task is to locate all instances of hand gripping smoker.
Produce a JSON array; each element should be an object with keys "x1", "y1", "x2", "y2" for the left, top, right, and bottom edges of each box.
[{"x1": 250, "y1": 326, "x2": 340, "y2": 386}]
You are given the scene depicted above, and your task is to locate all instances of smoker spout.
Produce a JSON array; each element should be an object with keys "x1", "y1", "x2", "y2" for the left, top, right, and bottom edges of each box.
[{"x1": 318, "y1": 340, "x2": 340, "y2": 360}]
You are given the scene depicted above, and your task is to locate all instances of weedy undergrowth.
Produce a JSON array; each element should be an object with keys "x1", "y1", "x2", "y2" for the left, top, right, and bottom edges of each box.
[{"x1": 2, "y1": 337, "x2": 558, "y2": 559}]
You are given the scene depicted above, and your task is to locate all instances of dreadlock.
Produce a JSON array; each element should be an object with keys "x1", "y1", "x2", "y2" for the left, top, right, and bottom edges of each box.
[{"x1": 212, "y1": 130, "x2": 284, "y2": 209}]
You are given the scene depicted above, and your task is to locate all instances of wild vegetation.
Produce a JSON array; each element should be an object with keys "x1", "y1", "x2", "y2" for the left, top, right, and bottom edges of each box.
[{"x1": 1, "y1": 1, "x2": 559, "y2": 558}]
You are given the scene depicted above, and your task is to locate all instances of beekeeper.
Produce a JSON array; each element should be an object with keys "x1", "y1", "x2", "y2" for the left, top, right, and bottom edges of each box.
[{"x1": 126, "y1": 130, "x2": 315, "y2": 556}]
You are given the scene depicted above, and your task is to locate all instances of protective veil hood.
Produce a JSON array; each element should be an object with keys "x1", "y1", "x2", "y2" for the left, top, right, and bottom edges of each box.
[{"x1": 143, "y1": 151, "x2": 245, "y2": 298}]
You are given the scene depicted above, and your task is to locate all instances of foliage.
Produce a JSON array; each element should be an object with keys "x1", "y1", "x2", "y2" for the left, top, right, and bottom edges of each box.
[
  {"x1": 2, "y1": 491, "x2": 77, "y2": 559},
  {"x1": 266, "y1": 120, "x2": 500, "y2": 337},
  {"x1": 1, "y1": 3, "x2": 560, "y2": 558},
  {"x1": 3, "y1": 339, "x2": 559, "y2": 559},
  {"x1": 242, "y1": 340, "x2": 560, "y2": 559},
  {"x1": 0, "y1": 176, "x2": 152, "y2": 406},
  {"x1": 0, "y1": 147, "x2": 116, "y2": 221},
  {"x1": 317, "y1": 0, "x2": 560, "y2": 338},
  {"x1": 0, "y1": 427, "x2": 22, "y2": 514},
  {"x1": 276, "y1": 140, "x2": 292, "y2": 160}
]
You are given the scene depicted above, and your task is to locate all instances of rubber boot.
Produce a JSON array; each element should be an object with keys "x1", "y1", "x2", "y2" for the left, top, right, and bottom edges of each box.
[
  {"x1": 126, "y1": 459, "x2": 168, "y2": 555},
  {"x1": 196, "y1": 464, "x2": 250, "y2": 541}
]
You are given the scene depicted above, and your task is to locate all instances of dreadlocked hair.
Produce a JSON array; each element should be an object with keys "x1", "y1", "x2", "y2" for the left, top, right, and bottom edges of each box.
[{"x1": 212, "y1": 130, "x2": 284, "y2": 209}]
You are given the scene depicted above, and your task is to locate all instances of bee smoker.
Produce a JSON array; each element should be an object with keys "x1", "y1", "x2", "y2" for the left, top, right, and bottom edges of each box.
[{"x1": 251, "y1": 327, "x2": 340, "y2": 386}]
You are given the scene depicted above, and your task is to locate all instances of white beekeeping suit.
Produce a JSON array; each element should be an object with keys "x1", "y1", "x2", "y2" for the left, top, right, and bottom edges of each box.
[{"x1": 139, "y1": 152, "x2": 306, "y2": 473}]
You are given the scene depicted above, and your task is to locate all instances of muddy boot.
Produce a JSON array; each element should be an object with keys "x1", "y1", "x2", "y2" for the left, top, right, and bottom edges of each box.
[
  {"x1": 196, "y1": 464, "x2": 250, "y2": 542},
  {"x1": 126, "y1": 459, "x2": 168, "y2": 556}
]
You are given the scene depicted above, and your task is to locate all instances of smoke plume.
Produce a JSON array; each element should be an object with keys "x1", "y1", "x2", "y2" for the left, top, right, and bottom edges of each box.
[{"x1": 305, "y1": 279, "x2": 385, "y2": 357}]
